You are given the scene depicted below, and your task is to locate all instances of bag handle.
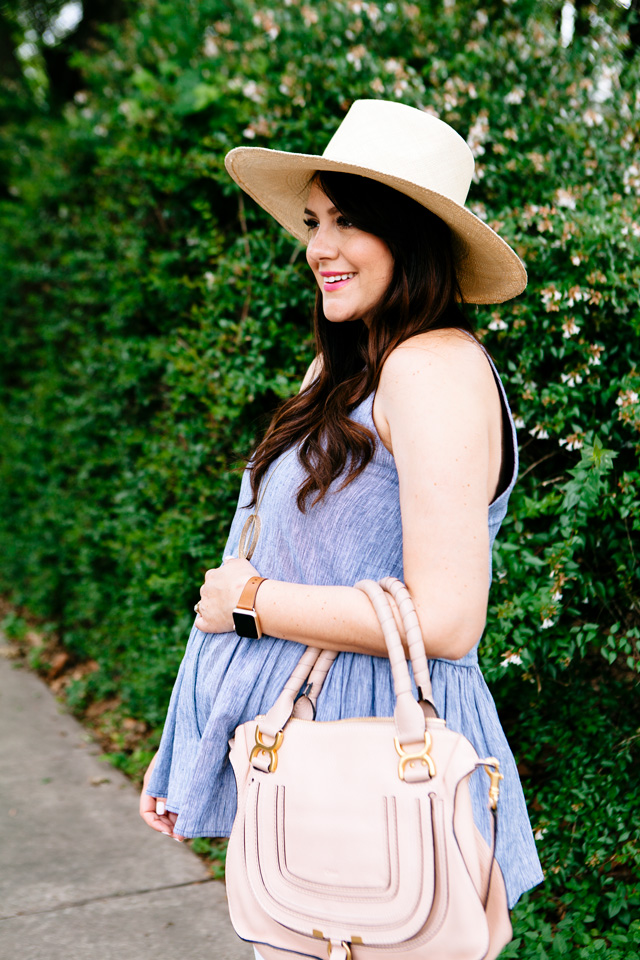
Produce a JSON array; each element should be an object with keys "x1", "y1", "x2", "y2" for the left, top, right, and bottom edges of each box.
[
  {"x1": 291, "y1": 649, "x2": 338, "y2": 719},
  {"x1": 378, "y1": 577, "x2": 435, "y2": 711},
  {"x1": 258, "y1": 646, "x2": 323, "y2": 739},
  {"x1": 355, "y1": 579, "x2": 435, "y2": 751},
  {"x1": 256, "y1": 579, "x2": 436, "y2": 762}
]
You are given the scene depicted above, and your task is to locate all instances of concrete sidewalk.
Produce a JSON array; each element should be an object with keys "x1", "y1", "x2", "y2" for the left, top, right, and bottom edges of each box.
[{"x1": 0, "y1": 651, "x2": 253, "y2": 960}]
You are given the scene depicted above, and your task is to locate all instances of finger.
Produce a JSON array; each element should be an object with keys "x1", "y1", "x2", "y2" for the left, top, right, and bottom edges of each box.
[{"x1": 141, "y1": 809, "x2": 174, "y2": 834}]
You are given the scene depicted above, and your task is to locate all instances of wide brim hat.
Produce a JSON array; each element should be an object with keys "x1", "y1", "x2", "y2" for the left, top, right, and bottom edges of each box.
[{"x1": 225, "y1": 100, "x2": 526, "y2": 305}]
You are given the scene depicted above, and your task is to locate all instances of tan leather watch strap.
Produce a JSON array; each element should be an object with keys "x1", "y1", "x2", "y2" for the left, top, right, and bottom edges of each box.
[{"x1": 235, "y1": 576, "x2": 268, "y2": 612}]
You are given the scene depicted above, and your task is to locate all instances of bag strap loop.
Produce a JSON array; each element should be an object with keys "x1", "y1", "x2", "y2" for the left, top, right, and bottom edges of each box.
[{"x1": 258, "y1": 646, "x2": 323, "y2": 738}]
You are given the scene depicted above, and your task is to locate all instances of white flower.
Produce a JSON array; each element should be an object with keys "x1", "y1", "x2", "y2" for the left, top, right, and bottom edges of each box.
[
  {"x1": 488, "y1": 317, "x2": 508, "y2": 331},
  {"x1": 347, "y1": 46, "x2": 366, "y2": 69},
  {"x1": 559, "y1": 434, "x2": 584, "y2": 451},
  {"x1": 551, "y1": 590, "x2": 563, "y2": 602},
  {"x1": 555, "y1": 188, "x2": 577, "y2": 210},
  {"x1": 583, "y1": 108, "x2": 603, "y2": 127},
  {"x1": 242, "y1": 126, "x2": 256, "y2": 140},
  {"x1": 500, "y1": 653, "x2": 523, "y2": 667},
  {"x1": 560, "y1": 373, "x2": 583, "y2": 388},
  {"x1": 623, "y1": 163, "x2": 640, "y2": 194},
  {"x1": 466, "y1": 113, "x2": 489, "y2": 158},
  {"x1": 562, "y1": 318, "x2": 581, "y2": 338},
  {"x1": 534, "y1": 828, "x2": 547, "y2": 840},
  {"x1": 203, "y1": 35, "x2": 219, "y2": 57},
  {"x1": 514, "y1": 416, "x2": 526, "y2": 429},
  {"x1": 541, "y1": 618, "x2": 554, "y2": 629},
  {"x1": 504, "y1": 88, "x2": 525, "y2": 105},
  {"x1": 242, "y1": 80, "x2": 262, "y2": 103},
  {"x1": 204, "y1": 271, "x2": 215, "y2": 290},
  {"x1": 571, "y1": 255, "x2": 581, "y2": 266},
  {"x1": 530, "y1": 424, "x2": 549, "y2": 439}
]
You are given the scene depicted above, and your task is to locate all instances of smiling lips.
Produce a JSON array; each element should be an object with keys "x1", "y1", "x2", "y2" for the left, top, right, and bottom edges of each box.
[{"x1": 320, "y1": 271, "x2": 356, "y2": 291}]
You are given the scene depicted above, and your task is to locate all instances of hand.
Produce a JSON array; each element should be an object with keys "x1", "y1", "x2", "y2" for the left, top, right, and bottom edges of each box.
[
  {"x1": 139, "y1": 753, "x2": 185, "y2": 841},
  {"x1": 194, "y1": 557, "x2": 260, "y2": 634}
]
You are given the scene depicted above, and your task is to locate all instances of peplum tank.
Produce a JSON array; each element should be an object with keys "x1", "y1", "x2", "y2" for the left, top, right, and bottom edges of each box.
[{"x1": 148, "y1": 351, "x2": 544, "y2": 908}]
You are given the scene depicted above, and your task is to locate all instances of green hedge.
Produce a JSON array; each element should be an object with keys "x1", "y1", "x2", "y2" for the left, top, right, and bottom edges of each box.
[{"x1": 1, "y1": 1, "x2": 639, "y2": 954}]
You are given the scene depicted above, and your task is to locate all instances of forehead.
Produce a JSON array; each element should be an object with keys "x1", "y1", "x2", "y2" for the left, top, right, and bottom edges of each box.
[{"x1": 305, "y1": 182, "x2": 335, "y2": 212}]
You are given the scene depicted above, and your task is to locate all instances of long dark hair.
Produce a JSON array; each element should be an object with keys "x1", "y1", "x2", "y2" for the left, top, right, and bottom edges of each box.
[{"x1": 249, "y1": 171, "x2": 473, "y2": 510}]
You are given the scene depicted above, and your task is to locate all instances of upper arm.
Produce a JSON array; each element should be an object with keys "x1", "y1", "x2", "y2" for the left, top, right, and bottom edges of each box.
[
  {"x1": 299, "y1": 355, "x2": 323, "y2": 393},
  {"x1": 375, "y1": 331, "x2": 502, "y2": 658}
]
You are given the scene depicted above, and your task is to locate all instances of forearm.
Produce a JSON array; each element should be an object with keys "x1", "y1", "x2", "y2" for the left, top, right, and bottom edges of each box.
[
  {"x1": 253, "y1": 578, "x2": 480, "y2": 659},
  {"x1": 196, "y1": 558, "x2": 483, "y2": 659},
  {"x1": 255, "y1": 579, "x2": 395, "y2": 656}
]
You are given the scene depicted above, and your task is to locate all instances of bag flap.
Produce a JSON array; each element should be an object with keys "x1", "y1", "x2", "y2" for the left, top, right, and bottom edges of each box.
[{"x1": 241, "y1": 716, "x2": 479, "y2": 946}]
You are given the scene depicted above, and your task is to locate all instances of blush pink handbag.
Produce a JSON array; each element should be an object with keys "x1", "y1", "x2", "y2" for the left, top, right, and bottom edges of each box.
[{"x1": 226, "y1": 577, "x2": 512, "y2": 960}]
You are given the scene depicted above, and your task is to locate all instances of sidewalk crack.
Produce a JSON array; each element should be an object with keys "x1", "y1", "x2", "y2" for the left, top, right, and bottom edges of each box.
[{"x1": 0, "y1": 877, "x2": 217, "y2": 921}]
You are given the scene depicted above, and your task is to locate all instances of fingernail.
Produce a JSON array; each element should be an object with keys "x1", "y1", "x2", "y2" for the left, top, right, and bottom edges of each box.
[
  {"x1": 162, "y1": 831, "x2": 172, "y2": 836},
  {"x1": 173, "y1": 837, "x2": 183, "y2": 843},
  {"x1": 155, "y1": 801, "x2": 166, "y2": 815}
]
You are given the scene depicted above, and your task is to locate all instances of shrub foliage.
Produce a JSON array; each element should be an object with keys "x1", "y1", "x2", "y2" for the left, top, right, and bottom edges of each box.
[{"x1": 1, "y1": 1, "x2": 639, "y2": 954}]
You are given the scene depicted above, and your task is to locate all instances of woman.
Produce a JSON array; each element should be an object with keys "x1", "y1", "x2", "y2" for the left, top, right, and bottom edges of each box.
[{"x1": 140, "y1": 100, "x2": 543, "y2": 932}]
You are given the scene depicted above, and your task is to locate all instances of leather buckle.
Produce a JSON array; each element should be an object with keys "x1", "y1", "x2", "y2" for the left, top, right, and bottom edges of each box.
[
  {"x1": 394, "y1": 731, "x2": 436, "y2": 780},
  {"x1": 250, "y1": 726, "x2": 284, "y2": 773}
]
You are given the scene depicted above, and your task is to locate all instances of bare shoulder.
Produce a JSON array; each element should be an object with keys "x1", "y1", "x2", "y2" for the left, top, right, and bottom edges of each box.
[
  {"x1": 373, "y1": 328, "x2": 502, "y2": 471},
  {"x1": 299, "y1": 354, "x2": 323, "y2": 392},
  {"x1": 379, "y1": 328, "x2": 494, "y2": 396}
]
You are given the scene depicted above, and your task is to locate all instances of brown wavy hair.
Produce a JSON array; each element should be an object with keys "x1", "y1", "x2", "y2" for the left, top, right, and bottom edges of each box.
[{"x1": 249, "y1": 171, "x2": 474, "y2": 510}]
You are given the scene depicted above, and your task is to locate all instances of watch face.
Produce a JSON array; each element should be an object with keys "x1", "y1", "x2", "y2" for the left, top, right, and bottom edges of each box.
[{"x1": 232, "y1": 609, "x2": 261, "y2": 640}]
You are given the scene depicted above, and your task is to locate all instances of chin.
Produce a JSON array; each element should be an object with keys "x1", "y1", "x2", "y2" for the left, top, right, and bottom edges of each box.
[{"x1": 322, "y1": 304, "x2": 359, "y2": 324}]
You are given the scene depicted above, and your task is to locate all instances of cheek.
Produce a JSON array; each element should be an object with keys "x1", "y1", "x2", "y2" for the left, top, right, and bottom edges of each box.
[{"x1": 362, "y1": 238, "x2": 393, "y2": 285}]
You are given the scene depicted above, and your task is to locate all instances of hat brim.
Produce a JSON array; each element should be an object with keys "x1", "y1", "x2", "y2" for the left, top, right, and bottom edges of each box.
[{"x1": 225, "y1": 147, "x2": 527, "y2": 305}]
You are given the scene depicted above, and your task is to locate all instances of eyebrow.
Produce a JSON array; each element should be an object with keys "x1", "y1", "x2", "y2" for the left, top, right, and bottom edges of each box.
[{"x1": 303, "y1": 205, "x2": 338, "y2": 217}]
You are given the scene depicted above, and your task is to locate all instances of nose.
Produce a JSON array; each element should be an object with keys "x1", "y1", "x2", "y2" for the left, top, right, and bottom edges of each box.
[{"x1": 306, "y1": 222, "x2": 338, "y2": 264}]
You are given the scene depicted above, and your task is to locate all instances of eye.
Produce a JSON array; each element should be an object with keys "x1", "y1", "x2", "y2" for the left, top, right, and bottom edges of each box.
[
  {"x1": 303, "y1": 217, "x2": 318, "y2": 230},
  {"x1": 337, "y1": 215, "x2": 353, "y2": 228}
]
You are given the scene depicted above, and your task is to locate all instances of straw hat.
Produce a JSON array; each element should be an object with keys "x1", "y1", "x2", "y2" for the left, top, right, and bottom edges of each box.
[{"x1": 224, "y1": 99, "x2": 526, "y2": 304}]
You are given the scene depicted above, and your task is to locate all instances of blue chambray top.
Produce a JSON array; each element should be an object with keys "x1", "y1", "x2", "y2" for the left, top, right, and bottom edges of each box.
[{"x1": 148, "y1": 350, "x2": 544, "y2": 908}]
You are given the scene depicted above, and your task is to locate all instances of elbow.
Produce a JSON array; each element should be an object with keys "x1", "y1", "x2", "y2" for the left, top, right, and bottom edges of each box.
[{"x1": 415, "y1": 606, "x2": 487, "y2": 661}]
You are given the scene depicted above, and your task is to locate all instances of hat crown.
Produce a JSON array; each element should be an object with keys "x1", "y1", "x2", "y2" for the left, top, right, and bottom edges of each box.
[{"x1": 322, "y1": 100, "x2": 474, "y2": 207}]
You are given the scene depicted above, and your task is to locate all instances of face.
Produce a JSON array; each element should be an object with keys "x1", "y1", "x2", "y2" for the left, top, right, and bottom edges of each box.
[{"x1": 304, "y1": 182, "x2": 394, "y2": 324}]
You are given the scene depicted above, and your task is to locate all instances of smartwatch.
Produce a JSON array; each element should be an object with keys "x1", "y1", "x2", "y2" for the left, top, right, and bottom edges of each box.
[{"x1": 232, "y1": 576, "x2": 269, "y2": 639}]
